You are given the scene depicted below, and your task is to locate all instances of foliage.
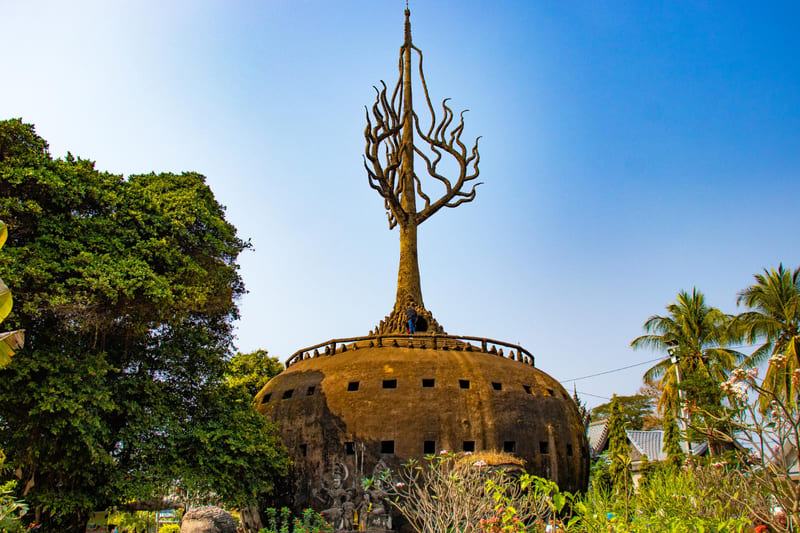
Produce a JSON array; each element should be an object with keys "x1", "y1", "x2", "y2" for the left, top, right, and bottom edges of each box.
[
  {"x1": 107, "y1": 510, "x2": 156, "y2": 532},
  {"x1": 383, "y1": 452, "x2": 570, "y2": 533},
  {"x1": 224, "y1": 349, "x2": 283, "y2": 397},
  {"x1": 631, "y1": 288, "x2": 743, "y2": 454},
  {"x1": 571, "y1": 464, "x2": 751, "y2": 532},
  {"x1": 0, "y1": 118, "x2": 288, "y2": 531},
  {"x1": 591, "y1": 394, "x2": 655, "y2": 430},
  {"x1": 696, "y1": 364, "x2": 800, "y2": 532},
  {"x1": 259, "y1": 507, "x2": 331, "y2": 533},
  {"x1": 0, "y1": 219, "x2": 24, "y2": 368},
  {"x1": 0, "y1": 452, "x2": 27, "y2": 533},
  {"x1": 733, "y1": 264, "x2": 800, "y2": 407},
  {"x1": 661, "y1": 407, "x2": 684, "y2": 468},
  {"x1": 606, "y1": 395, "x2": 632, "y2": 498},
  {"x1": 158, "y1": 525, "x2": 181, "y2": 533}
]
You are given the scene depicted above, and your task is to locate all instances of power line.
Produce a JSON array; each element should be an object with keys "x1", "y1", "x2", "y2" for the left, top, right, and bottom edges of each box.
[
  {"x1": 574, "y1": 390, "x2": 611, "y2": 401},
  {"x1": 560, "y1": 357, "x2": 663, "y2": 383}
]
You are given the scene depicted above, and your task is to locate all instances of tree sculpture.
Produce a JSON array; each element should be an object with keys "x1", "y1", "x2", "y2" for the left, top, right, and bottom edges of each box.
[{"x1": 364, "y1": 9, "x2": 481, "y2": 334}]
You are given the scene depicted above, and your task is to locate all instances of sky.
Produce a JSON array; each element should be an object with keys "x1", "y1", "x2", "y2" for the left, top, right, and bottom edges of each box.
[{"x1": 1, "y1": 0, "x2": 798, "y2": 409}]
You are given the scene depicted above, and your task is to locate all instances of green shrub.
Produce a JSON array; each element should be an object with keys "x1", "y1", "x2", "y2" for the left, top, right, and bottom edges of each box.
[{"x1": 158, "y1": 524, "x2": 181, "y2": 533}]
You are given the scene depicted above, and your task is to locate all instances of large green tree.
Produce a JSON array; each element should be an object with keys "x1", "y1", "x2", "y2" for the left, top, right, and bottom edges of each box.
[
  {"x1": 591, "y1": 393, "x2": 655, "y2": 431},
  {"x1": 733, "y1": 265, "x2": 800, "y2": 406},
  {"x1": 0, "y1": 119, "x2": 288, "y2": 531},
  {"x1": 631, "y1": 288, "x2": 742, "y2": 454},
  {"x1": 224, "y1": 349, "x2": 283, "y2": 398},
  {"x1": 606, "y1": 395, "x2": 632, "y2": 495}
]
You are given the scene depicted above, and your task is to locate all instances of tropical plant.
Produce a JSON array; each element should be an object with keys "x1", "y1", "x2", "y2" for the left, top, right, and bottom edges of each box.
[
  {"x1": 697, "y1": 364, "x2": 800, "y2": 532},
  {"x1": 0, "y1": 118, "x2": 288, "y2": 531},
  {"x1": 631, "y1": 288, "x2": 743, "y2": 453},
  {"x1": 606, "y1": 395, "x2": 632, "y2": 498},
  {"x1": 662, "y1": 407, "x2": 684, "y2": 468},
  {"x1": 383, "y1": 452, "x2": 566, "y2": 533},
  {"x1": 0, "y1": 219, "x2": 23, "y2": 368},
  {"x1": 733, "y1": 264, "x2": 800, "y2": 406}
]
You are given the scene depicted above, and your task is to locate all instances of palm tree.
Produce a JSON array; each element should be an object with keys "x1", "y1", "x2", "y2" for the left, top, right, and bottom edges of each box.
[
  {"x1": 733, "y1": 264, "x2": 800, "y2": 406},
  {"x1": 631, "y1": 289, "x2": 742, "y2": 454}
]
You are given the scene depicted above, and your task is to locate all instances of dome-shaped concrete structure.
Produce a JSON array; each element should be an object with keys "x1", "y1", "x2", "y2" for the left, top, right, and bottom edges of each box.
[
  {"x1": 256, "y1": 334, "x2": 589, "y2": 506},
  {"x1": 254, "y1": 9, "x2": 589, "y2": 522}
]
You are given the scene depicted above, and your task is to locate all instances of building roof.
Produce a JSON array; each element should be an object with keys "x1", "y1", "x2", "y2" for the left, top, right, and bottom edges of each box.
[
  {"x1": 626, "y1": 430, "x2": 666, "y2": 462},
  {"x1": 586, "y1": 419, "x2": 609, "y2": 457},
  {"x1": 587, "y1": 420, "x2": 708, "y2": 461}
]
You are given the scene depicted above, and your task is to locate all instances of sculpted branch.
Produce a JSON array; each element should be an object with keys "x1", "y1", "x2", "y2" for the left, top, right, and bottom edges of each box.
[{"x1": 364, "y1": 9, "x2": 481, "y2": 317}]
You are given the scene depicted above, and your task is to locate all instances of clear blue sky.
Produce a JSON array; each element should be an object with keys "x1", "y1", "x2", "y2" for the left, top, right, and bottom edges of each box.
[{"x1": 2, "y1": 1, "x2": 798, "y2": 408}]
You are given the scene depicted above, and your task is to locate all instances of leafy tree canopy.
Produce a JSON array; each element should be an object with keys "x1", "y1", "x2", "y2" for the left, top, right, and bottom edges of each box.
[
  {"x1": 224, "y1": 349, "x2": 283, "y2": 398},
  {"x1": 591, "y1": 393, "x2": 655, "y2": 431},
  {"x1": 0, "y1": 119, "x2": 288, "y2": 531}
]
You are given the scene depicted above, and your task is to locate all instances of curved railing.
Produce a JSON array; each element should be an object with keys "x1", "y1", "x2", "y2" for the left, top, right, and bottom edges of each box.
[{"x1": 285, "y1": 334, "x2": 535, "y2": 368}]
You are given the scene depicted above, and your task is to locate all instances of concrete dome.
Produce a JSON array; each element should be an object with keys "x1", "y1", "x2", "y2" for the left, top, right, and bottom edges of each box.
[{"x1": 256, "y1": 334, "x2": 589, "y2": 506}]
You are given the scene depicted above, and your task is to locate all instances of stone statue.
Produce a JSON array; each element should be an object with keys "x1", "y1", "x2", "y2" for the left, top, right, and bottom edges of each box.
[{"x1": 180, "y1": 506, "x2": 237, "y2": 533}]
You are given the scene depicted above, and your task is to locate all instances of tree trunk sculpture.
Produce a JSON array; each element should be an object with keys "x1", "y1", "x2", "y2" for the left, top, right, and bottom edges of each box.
[{"x1": 364, "y1": 9, "x2": 481, "y2": 334}]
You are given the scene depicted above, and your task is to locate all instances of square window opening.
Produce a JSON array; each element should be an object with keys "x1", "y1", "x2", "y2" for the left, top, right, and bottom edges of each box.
[
  {"x1": 492, "y1": 382, "x2": 502, "y2": 391},
  {"x1": 503, "y1": 441, "x2": 516, "y2": 453},
  {"x1": 422, "y1": 378, "x2": 435, "y2": 388},
  {"x1": 282, "y1": 389, "x2": 294, "y2": 400},
  {"x1": 459, "y1": 380, "x2": 470, "y2": 389},
  {"x1": 539, "y1": 441, "x2": 549, "y2": 454},
  {"x1": 382, "y1": 379, "x2": 397, "y2": 389},
  {"x1": 381, "y1": 440, "x2": 395, "y2": 454},
  {"x1": 347, "y1": 381, "x2": 360, "y2": 391},
  {"x1": 423, "y1": 440, "x2": 436, "y2": 454},
  {"x1": 306, "y1": 386, "x2": 316, "y2": 396},
  {"x1": 463, "y1": 441, "x2": 476, "y2": 452}
]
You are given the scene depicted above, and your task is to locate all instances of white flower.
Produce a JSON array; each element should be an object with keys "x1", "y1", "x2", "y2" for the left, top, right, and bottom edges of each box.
[{"x1": 472, "y1": 460, "x2": 487, "y2": 467}]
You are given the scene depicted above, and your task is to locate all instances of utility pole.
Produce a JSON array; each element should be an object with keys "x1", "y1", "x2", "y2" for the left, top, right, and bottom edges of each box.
[{"x1": 666, "y1": 340, "x2": 693, "y2": 456}]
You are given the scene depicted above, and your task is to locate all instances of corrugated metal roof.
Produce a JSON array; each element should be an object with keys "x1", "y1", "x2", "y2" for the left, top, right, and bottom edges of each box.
[
  {"x1": 626, "y1": 430, "x2": 666, "y2": 461},
  {"x1": 587, "y1": 419, "x2": 609, "y2": 457}
]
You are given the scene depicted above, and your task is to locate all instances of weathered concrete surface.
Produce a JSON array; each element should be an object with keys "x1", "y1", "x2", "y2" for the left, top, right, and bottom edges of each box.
[
  {"x1": 180, "y1": 506, "x2": 237, "y2": 533},
  {"x1": 256, "y1": 342, "x2": 589, "y2": 509}
]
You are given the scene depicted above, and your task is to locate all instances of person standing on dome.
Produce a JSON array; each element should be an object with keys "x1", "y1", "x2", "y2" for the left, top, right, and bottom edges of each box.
[{"x1": 405, "y1": 308, "x2": 418, "y2": 334}]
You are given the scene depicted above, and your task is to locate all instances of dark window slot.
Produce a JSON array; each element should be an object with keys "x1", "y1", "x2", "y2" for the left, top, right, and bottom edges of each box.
[
  {"x1": 381, "y1": 441, "x2": 395, "y2": 454},
  {"x1": 459, "y1": 380, "x2": 470, "y2": 389},
  {"x1": 423, "y1": 440, "x2": 436, "y2": 454},
  {"x1": 382, "y1": 379, "x2": 397, "y2": 389},
  {"x1": 282, "y1": 389, "x2": 294, "y2": 399},
  {"x1": 300, "y1": 444, "x2": 307, "y2": 457},
  {"x1": 422, "y1": 379, "x2": 435, "y2": 388},
  {"x1": 463, "y1": 441, "x2": 475, "y2": 452},
  {"x1": 347, "y1": 381, "x2": 360, "y2": 391},
  {"x1": 306, "y1": 386, "x2": 316, "y2": 396},
  {"x1": 261, "y1": 394, "x2": 272, "y2": 403},
  {"x1": 503, "y1": 441, "x2": 516, "y2": 453},
  {"x1": 345, "y1": 442, "x2": 355, "y2": 456},
  {"x1": 492, "y1": 382, "x2": 502, "y2": 391},
  {"x1": 539, "y1": 441, "x2": 549, "y2": 454},
  {"x1": 523, "y1": 385, "x2": 532, "y2": 394},
  {"x1": 567, "y1": 444, "x2": 573, "y2": 457}
]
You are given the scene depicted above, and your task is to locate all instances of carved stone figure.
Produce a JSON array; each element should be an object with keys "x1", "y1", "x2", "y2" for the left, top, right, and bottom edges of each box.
[{"x1": 180, "y1": 506, "x2": 237, "y2": 533}]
